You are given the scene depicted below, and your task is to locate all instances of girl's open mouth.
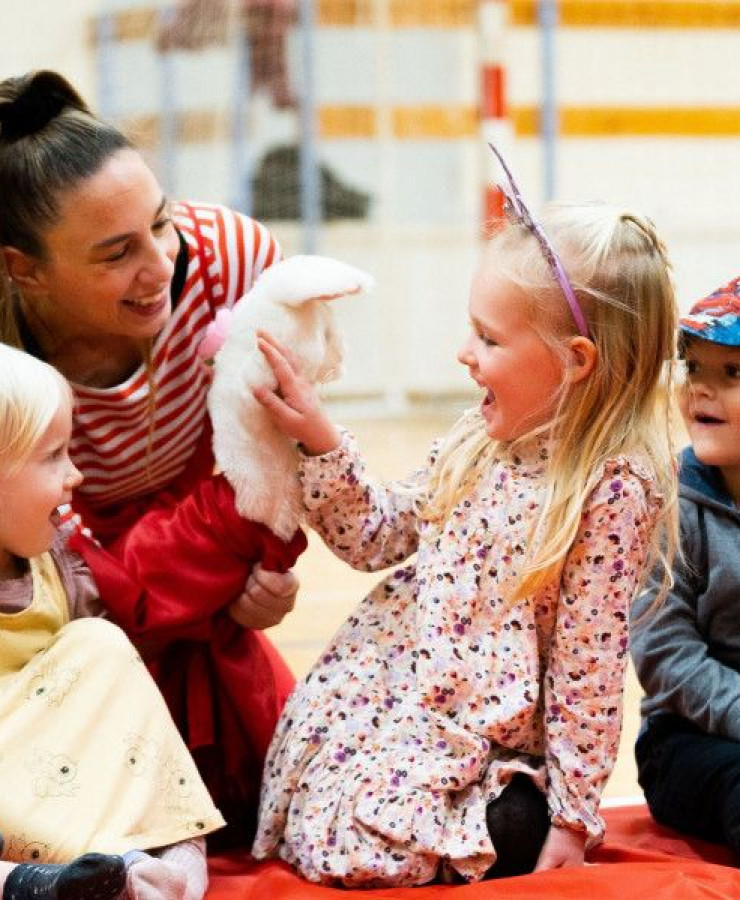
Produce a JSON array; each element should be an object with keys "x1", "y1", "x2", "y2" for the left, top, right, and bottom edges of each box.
[
  {"x1": 49, "y1": 503, "x2": 71, "y2": 527},
  {"x1": 695, "y1": 413, "x2": 723, "y2": 425}
]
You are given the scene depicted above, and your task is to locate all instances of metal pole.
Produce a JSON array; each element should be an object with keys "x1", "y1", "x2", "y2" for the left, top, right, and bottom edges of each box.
[
  {"x1": 298, "y1": 0, "x2": 320, "y2": 253},
  {"x1": 157, "y1": 6, "x2": 178, "y2": 198},
  {"x1": 95, "y1": 8, "x2": 116, "y2": 120},
  {"x1": 232, "y1": 4, "x2": 252, "y2": 214},
  {"x1": 538, "y1": 0, "x2": 558, "y2": 200}
]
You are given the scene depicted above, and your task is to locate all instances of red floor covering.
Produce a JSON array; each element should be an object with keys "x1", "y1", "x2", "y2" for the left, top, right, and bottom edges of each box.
[{"x1": 206, "y1": 805, "x2": 740, "y2": 899}]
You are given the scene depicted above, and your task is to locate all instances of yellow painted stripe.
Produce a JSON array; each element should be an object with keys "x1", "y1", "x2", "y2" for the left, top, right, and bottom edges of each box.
[
  {"x1": 87, "y1": 1, "x2": 476, "y2": 40},
  {"x1": 389, "y1": 0, "x2": 476, "y2": 27},
  {"x1": 90, "y1": 0, "x2": 740, "y2": 37},
  {"x1": 123, "y1": 105, "x2": 479, "y2": 144},
  {"x1": 121, "y1": 114, "x2": 158, "y2": 147},
  {"x1": 392, "y1": 105, "x2": 479, "y2": 138},
  {"x1": 326, "y1": 104, "x2": 740, "y2": 138},
  {"x1": 514, "y1": 105, "x2": 740, "y2": 136},
  {"x1": 122, "y1": 111, "x2": 230, "y2": 147},
  {"x1": 320, "y1": 0, "x2": 477, "y2": 26},
  {"x1": 319, "y1": 105, "x2": 377, "y2": 138},
  {"x1": 316, "y1": 0, "x2": 374, "y2": 26},
  {"x1": 89, "y1": 8, "x2": 158, "y2": 43},
  {"x1": 121, "y1": 104, "x2": 740, "y2": 146},
  {"x1": 511, "y1": 0, "x2": 740, "y2": 28}
]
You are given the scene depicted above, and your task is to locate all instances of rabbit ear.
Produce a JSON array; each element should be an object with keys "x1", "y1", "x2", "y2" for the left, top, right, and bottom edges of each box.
[
  {"x1": 297, "y1": 284, "x2": 365, "y2": 305},
  {"x1": 255, "y1": 254, "x2": 374, "y2": 309}
]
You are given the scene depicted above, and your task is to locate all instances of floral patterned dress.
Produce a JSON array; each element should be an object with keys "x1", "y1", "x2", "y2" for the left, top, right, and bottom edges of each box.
[{"x1": 253, "y1": 431, "x2": 663, "y2": 887}]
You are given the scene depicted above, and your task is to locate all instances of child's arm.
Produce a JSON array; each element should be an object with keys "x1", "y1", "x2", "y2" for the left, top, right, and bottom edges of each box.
[
  {"x1": 630, "y1": 500, "x2": 740, "y2": 740},
  {"x1": 254, "y1": 332, "x2": 427, "y2": 571},
  {"x1": 542, "y1": 463, "x2": 657, "y2": 851}
]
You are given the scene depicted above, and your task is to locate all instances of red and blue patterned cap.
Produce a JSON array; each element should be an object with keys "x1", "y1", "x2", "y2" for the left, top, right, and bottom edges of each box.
[{"x1": 680, "y1": 276, "x2": 740, "y2": 347}]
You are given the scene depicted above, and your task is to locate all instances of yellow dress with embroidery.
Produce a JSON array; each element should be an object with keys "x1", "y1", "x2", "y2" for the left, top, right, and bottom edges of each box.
[{"x1": 0, "y1": 551, "x2": 224, "y2": 863}]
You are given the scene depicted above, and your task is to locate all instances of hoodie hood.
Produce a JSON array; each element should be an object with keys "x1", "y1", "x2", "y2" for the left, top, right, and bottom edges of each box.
[{"x1": 679, "y1": 445, "x2": 738, "y2": 518}]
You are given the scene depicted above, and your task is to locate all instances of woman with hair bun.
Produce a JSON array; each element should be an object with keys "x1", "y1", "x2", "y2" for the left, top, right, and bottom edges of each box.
[{"x1": 0, "y1": 69, "x2": 300, "y2": 847}]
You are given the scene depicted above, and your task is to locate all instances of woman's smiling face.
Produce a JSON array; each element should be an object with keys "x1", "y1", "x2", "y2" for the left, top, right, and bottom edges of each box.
[{"x1": 18, "y1": 147, "x2": 180, "y2": 345}]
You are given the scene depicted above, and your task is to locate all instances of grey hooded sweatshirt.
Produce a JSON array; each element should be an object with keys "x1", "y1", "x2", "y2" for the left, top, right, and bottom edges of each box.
[{"x1": 631, "y1": 446, "x2": 740, "y2": 739}]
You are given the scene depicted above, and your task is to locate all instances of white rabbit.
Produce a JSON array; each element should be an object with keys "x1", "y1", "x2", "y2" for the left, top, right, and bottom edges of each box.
[{"x1": 206, "y1": 255, "x2": 374, "y2": 540}]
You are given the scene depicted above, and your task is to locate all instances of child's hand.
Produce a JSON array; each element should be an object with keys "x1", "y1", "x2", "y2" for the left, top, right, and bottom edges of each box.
[
  {"x1": 228, "y1": 564, "x2": 298, "y2": 629},
  {"x1": 533, "y1": 823, "x2": 587, "y2": 871},
  {"x1": 253, "y1": 330, "x2": 341, "y2": 456}
]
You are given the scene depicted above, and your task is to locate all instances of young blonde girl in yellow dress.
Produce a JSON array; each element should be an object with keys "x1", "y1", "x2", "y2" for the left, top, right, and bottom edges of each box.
[
  {"x1": 0, "y1": 343, "x2": 225, "y2": 900},
  {"x1": 250, "y1": 149, "x2": 680, "y2": 886}
]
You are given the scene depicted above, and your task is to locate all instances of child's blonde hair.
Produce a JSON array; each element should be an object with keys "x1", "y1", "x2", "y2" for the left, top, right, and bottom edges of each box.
[
  {"x1": 425, "y1": 202, "x2": 679, "y2": 602},
  {"x1": 0, "y1": 343, "x2": 72, "y2": 473}
]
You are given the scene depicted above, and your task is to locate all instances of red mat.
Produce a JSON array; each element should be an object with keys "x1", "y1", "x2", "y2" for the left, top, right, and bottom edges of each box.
[{"x1": 206, "y1": 805, "x2": 740, "y2": 898}]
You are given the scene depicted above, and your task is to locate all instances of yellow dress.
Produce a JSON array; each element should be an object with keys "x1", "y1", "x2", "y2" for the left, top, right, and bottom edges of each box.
[{"x1": 0, "y1": 551, "x2": 225, "y2": 863}]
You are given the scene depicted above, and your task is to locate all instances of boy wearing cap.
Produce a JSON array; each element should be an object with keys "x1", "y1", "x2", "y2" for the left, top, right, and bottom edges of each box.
[{"x1": 631, "y1": 276, "x2": 740, "y2": 859}]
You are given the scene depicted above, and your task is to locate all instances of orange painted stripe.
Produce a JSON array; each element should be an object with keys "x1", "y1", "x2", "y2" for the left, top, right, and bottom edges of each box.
[
  {"x1": 389, "y1": 0, "x2": 476, "y2": 26},
  {"x1": 510, "y1": 0, "x2": 740, "y2": 28},
  {"x1": 319, "y1": 105, "x2": 377, "y2": 138},
  {"x1": 87, "y1": 8, "x2": 157, "y2": 43},
  {"x1": 122, "y1": 112, "x2": 229, "y2": 147},
  {"x1": 392, "y1": 105, "x2": 479, "y2": 138},
  {"x1": 88, "y1": 1, "x2": 476, "y2": 40},
  {"x1": 316, "y1": 0, "x2": 374, "y2": 26},
  {"x1": 121, "y1": 114, "x2": 160, "y2": 147},
  {"x1": 328, "y1": 104, "x2": 740, "y2": 138},
  {"x1": 121, "y1": 104, "x2": 740, "y2": 146},
  {"x1": 178, "y1": 109, "x2": 228, "y2": 142},
  {"x1": 89, "y1": 0, "x2": 740, "y2": 38},
  {"x1": 513, "y1": 105, "x2": 740, "y2": 136}
]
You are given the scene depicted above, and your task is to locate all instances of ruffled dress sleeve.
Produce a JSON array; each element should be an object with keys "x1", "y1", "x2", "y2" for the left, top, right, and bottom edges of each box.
[
  {"x1": 299, "y1": 430, "x2": 437, "y2": 572},
  {"x1": 543, "y1": 458, "x2": 662, "y2": 841}
]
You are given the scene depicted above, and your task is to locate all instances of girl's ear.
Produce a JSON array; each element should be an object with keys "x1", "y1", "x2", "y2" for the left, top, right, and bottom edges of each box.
[
  {"x1": 565, "y1": 335, "x2": 597, "y2": 384},
  {"x1": 2, "y1": 246, "x2": 47, "y2": 295}
]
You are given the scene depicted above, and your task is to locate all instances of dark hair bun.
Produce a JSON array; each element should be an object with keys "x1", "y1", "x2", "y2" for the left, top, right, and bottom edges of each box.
[{"x1": 0, "y1": 70, "x2": 87, "y2": 141}]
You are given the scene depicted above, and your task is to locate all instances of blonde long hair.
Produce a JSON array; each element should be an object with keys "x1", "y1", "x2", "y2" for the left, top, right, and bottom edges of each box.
[
  {"x1": 0, "y1": 343, "x2": 72, "y2": 474},
  {"x1": 424, "y1": 203, "x2": 679, "y2": 603}
]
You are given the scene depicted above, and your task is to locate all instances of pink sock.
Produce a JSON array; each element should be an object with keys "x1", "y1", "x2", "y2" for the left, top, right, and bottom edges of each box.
[
  {"x1": 158, "y1": 840, "x2": 208, "y2": 900},
  {"x1": 124, "y1": 853, "x2": 186, "y2": 900},
  {"x1": 124, "y1": 840, "x2": 207, "y2": 900}
]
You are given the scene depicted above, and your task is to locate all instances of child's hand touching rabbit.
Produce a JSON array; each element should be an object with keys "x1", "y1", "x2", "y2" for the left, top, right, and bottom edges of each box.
[{"x1": 253, "y1": 330, "x2": 342, "y2": 457}]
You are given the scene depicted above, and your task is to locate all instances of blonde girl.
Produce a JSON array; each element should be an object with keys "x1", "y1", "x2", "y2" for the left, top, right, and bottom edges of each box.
[
  {"x1": 0, "y1": 344, "x2": 225, "y2": 900},
  {"x1": 248, "y1": 148, "x2": 678, "y2": 888}
]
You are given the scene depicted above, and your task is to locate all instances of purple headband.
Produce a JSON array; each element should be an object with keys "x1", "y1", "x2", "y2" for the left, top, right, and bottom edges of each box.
[{"x1": 488, "y1": 143, "x2": 590, "y2": 339}]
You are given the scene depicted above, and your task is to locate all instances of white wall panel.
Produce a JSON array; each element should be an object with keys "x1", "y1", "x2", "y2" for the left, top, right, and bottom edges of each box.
[
  {"x1": 3, "y1": 2, "x2": 740, "y2": 406},
  {"x1": 508, "y1": 28, "x2": 740, "y2": 106}
]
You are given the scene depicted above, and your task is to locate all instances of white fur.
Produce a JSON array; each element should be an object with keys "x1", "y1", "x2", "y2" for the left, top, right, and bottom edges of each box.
[{"x1": 208, "y1": 255, "x2": 374, "y2": 540}]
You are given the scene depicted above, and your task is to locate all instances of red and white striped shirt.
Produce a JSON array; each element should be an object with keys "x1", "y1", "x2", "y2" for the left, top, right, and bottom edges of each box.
[{"x1": 70, "y1": 202, "x2": 280, "y2": 510}]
